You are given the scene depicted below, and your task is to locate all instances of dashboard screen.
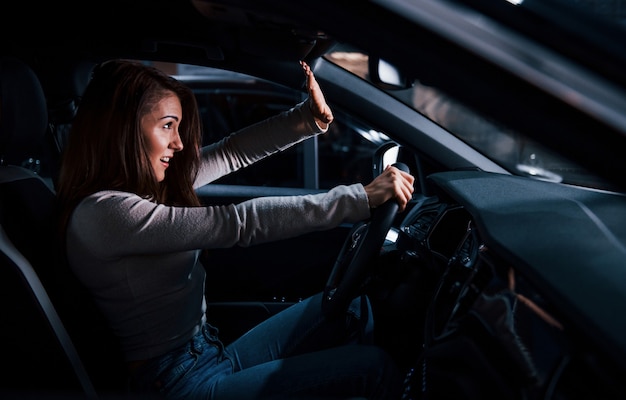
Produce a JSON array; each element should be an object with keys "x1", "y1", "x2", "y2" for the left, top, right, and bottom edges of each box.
[{"x1": 428, "y1": 206, "x2": 471, "y2": 259}]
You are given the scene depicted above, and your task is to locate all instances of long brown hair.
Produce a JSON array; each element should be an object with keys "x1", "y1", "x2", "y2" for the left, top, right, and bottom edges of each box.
[{"x1": 57, "y1": 60, "x2": 203, "y2": 235}]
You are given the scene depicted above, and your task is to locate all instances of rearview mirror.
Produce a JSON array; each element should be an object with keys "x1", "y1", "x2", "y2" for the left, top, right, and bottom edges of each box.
[{"x1": 368, "y1": 57, "x2": 411, "y2": 90}]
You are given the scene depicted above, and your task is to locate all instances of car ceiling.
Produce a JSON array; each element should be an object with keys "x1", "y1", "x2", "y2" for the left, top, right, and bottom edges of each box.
[
  {"x1": 3, "y1": 1, "x2": 327, "y2": 64},
  {"x1": 3, "y1": 0, "x2": 626, "y2": 191}
]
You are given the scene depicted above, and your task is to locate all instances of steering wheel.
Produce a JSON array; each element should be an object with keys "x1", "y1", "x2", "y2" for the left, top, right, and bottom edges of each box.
[{"x1": 322, "y1": 162, "x2": 410, "y2": 318}]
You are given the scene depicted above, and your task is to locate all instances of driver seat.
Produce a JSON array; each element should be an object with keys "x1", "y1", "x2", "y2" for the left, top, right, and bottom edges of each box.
[
  {"x1": 0, "y1": 56, "x2": 126, "y2": 396},
  {"x1": 0, "y1": 55, "x2": 98, "y2": 395}
]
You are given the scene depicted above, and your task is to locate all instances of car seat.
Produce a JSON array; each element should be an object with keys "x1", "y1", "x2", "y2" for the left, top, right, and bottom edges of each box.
[
  {"x1": 0, "y1": 56, "x2": 126, "y2": 397},
  {"x1": 38, "y1": 57, "x2": 95, "y2": 188},
  {"x1": 0, "y1": 55, "x2": 98, "y2": 396}
]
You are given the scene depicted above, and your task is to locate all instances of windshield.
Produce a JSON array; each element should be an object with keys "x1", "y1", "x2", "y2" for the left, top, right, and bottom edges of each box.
[
  {"x1": 325, "y1": 48, "x2": 617, "y2": 192},
  {"x1": 326, "y1": 51, "x2": 606, "y2": 188},
  {"x1": 323, "y1": 0, "x2": 626, "y2": 192}
]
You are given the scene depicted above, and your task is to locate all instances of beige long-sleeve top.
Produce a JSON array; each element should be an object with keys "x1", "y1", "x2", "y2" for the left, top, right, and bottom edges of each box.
[{"x1": 66, "y1": 101, "x2": 371, "y2": 361}]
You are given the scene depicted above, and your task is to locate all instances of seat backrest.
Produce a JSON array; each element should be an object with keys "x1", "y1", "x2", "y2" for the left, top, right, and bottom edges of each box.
[
  {"x1": 0, "y1": 56, "x2": 58, "y2": 285},
  {"x1": 0, "y1": 56, "x2": 106, "y2": 397},
  {"x1": 1, "y1": 55, "x2": 129, "y2": 396},
  {"x1": 0, "y1": 55, "x2": 90, "y2": 393}
]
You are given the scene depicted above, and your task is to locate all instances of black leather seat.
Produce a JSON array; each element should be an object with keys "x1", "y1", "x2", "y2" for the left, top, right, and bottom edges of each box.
[
  {"x1": 0, "y1": 56, "x2": 128, "y2": 397},
  {"x1": 0, "y1": 55, "x2": 98, "y2": 395}
]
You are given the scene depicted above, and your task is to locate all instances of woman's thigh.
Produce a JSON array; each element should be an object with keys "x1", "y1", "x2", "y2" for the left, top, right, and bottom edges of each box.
[
  {"x1": 224, "y1": 292, "x2": 374, "y2": 370},
  {"x1": 211, "y1": 344, "x2": 403, "y2": 400}
]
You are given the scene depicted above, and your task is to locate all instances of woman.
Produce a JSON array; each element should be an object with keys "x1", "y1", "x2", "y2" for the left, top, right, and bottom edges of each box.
[{"x1": 57, "y1": 59, "x2": 414, "y2": 399}]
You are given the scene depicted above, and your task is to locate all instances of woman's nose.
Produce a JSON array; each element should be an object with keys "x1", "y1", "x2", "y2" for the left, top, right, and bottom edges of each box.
[{"x1": 171, "y1": 131, "x2": 184, "y2": 152}]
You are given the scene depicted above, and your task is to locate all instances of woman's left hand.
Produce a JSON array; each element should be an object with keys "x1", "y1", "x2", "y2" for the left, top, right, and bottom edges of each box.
[{"x1": 301, "y1": 61, "x2": 334, "y2": 128}]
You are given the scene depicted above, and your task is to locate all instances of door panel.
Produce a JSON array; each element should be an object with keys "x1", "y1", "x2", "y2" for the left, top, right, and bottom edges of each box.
[{"x1": 197, "y1": 183, "x2": 351, "y2": 303}]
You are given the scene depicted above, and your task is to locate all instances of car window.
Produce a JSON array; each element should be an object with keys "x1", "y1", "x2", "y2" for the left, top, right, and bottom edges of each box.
[{"x1": 156, "y1": 62, "x2": 390, "y2": 190}]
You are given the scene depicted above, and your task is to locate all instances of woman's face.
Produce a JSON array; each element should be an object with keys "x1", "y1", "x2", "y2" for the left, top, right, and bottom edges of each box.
[{"x1": 141, "y1": 92, "x2": 184, "y2": 182}]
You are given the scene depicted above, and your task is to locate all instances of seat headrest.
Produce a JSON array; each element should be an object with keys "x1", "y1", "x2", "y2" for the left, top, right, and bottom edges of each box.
[
  {"x1": 41, "y1": 59, "x2": 95, "y2": 124},
  {"x1": 0, "y1": 57, "x2": 48, "y2": 166}
]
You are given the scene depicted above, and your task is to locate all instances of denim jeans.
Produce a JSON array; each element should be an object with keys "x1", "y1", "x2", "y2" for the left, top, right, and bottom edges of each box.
[{"x1": 129, "y1": 292, "x2": 403, "y2": 399}]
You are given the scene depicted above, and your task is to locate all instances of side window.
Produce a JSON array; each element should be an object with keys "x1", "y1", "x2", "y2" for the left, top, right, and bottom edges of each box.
[
  {"x1": 317, "y1": 110, "x2": 389, "y2": 189},
  {"x1": 173, "y1": 64, "x2": 390, "y2": 190},
  {"x1": 191, "y1": 86, "x2": 303, "y2": 187}
]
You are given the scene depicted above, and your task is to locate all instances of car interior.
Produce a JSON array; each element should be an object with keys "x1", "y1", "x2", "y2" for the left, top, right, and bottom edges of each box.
[{"x1": 2, "y1": 0, "x2": 626, "y2": 399}]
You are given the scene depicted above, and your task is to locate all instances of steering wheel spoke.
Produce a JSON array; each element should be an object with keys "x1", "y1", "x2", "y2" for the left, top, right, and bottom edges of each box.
[{"x1": 322, "y1": 162, "x2": 410, "y2": 318}]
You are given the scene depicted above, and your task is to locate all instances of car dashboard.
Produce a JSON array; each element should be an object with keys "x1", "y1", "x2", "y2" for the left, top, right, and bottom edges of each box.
[{"x1": 385, "y1": 170, "x2": 626, "y2": 398}]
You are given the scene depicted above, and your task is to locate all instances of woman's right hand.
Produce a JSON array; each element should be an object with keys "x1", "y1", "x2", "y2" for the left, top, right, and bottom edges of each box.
[
  {"x1": 300, "y1": 61, "x2": 334, "y2": 128},
  {"x1": 364, "y1": 165, "x2": 415, "y2": 212}
]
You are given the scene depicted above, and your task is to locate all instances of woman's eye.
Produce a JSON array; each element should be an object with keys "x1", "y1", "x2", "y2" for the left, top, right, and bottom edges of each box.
[{"x1": 164, "y1": 122, "x2": 173, "y2": 129}]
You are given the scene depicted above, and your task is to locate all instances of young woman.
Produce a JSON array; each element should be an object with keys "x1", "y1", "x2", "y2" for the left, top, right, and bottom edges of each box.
[{"x1": 57, "y1": 59, "x2": 414, "y2": 399}]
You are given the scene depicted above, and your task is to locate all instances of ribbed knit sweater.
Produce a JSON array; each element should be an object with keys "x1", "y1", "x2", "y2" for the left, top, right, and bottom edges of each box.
[{"x1": 66, "y1": 101, "x2": 370, "y2": 361}]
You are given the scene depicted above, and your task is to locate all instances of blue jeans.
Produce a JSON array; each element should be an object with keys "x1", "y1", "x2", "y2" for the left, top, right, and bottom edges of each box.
[{"x1": 129, "y1": 293, "x2": 403, "y2": 399}]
